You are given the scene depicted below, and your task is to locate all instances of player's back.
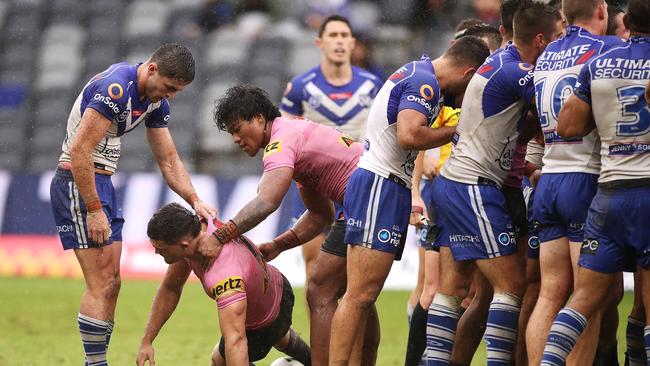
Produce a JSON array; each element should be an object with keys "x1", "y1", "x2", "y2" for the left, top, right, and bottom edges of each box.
[
  {"x1": 280, "y1": 65, "x2": 381, "y2": 141},
  {"x1": 358, "y1": 57, "x2": 442, "y2": 188},
  {"x1": 441, "y1": 45, "x2": 535, "y2": 186},
  {"x1": 190, "y1": 237, "x2": 284, "y2": 330},
  {"x1": 534, "y1": 26, "x2": 622, "y2": 174},
  {"x1": 581, "y1": 37, "x2": 650, "y2": 183},
  {"x1": 264, "y1": 116, "x2": 364, "y2": 203}
]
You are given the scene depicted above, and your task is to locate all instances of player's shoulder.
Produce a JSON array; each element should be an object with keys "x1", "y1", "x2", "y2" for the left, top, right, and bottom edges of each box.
[
  {"x1": 352, "y1": 65, "x2": 382, "y2": 85},
  {"x1": 291, "y1": 65, "x2": 321, "y2": 86},
  {"x1": 88, "y1": 62, "x2": 132, "y2": 87},
  {"x1": 390, "y1": 56, "x2": 437, "y2": 87}
]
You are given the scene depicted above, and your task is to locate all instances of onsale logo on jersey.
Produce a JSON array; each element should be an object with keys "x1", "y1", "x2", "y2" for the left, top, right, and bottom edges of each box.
[
  {"x1": 211, "y1": 276, "x2": 245, "y2": 299},
  {"x1": 419, "y1": 84, "x2": 435, "y2": 100},
  {"x1": 264, "y1": 140, "x2": 283, "y2": 157},
  {"x1": 108, "y1": 83, "x2": 124, "y2": 99}
]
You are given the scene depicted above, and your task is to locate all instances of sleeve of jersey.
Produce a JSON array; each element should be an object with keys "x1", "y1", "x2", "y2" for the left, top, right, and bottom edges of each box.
[
  {"x1": 280, "y1": 79, "x2": 304, "y2": 115},
  {"x1": 262, "y1": 134, "x2": 296, "y2": 172},
  {"x1": 211, "y1": 276, "x2": 247, "y2": 310},
  {"x1": 145, "y1": 99, "x2": 171, "y2": 128},
  {"x1": 396, "y1": 72, "x2": 439, "y2": 118},
  {"x1": 508, "y1": 63, "x2": 536, "y2": 104},
  {"x1": 85, "y1": 79, "x2": 128, "y2": 122},
  {"x1": 573, "y1": 62, "x2": 593, "y2": 105}
]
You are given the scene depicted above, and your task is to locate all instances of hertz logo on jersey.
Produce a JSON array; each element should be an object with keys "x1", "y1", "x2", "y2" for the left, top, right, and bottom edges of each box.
[
  {"x1": 211, "y1": 276, "x2": 245, "y2": 299},
  {"x1": 263, "y1": 140, "x2": 282, "y2": 157}
]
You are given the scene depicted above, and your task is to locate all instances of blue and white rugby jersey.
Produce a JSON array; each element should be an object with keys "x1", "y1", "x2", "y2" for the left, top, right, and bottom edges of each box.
[
  {"x1": 441, "y1": 44, "x2": 536, "y2": 186},
  {"x1": 574, "y1": 36, "x2": 650, "y2": 183},
  {"x1": 59, "y1": 62, "x2": 170, "y2": 173},
  {"x1": 357, "y1": 56, "x2": 442, "y2": 188},
  {"x1": 280, "y1": 65, "x2": 381, "y2": 141},
  {"x1": 534, "y1": 25, "x2": 622, "y2": 174}
]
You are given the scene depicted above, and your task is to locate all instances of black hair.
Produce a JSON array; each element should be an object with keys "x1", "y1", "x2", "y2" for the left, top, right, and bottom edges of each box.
[
  {"x1": 513, "y1": 2, "x2": 563, "y2": 44},
  {"x1": 445, "y1": 35, "x2": 491, "y2": 70},
  {"x1": 149, "y1": 43, "x2": 195, "y2": 83},
  {"x1": 607, "y1": 5, "x2": 625, "y2": 35},
  {"x1": 213, "y1": 85, "x2": 281, "y2": 132},
  {"x1": 147, "y1": 203, "x2": 201, "y2": 244},
  {"x1": 318, "y1": 14, "x2": 353, "y2": 37},
  {"x1": 500, "y1": 0, "x2": 527, "y2": 37},
  {"x1": 626, "y1": 0, "x2": 650, "y2": 34},
  {"x1": 460, "y1": 24, "x2": 503, "y2": 51},
  {"x1": 454, "y1": 18, "x2": 485, "y2": 34}
]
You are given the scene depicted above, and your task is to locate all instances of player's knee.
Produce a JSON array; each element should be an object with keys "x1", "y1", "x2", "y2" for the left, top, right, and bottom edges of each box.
[
  {"x1": 107, "y1": 273, "x2": 121, "y2": 299},
  {"x1": 211, "y1": 343, "x2": 225, "y2": 366}
]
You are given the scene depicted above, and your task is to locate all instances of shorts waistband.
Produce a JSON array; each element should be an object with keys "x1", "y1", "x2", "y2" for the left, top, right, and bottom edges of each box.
[
  {"x1": 599, "y1": 178, "x2": 650, "y2": 191},
  {"x1": 55, "y1": 166, "x2": 113, "y2": 183},
  {"x1": 477, "y1": 176, "x2": 499, "y2": 187},
  {"x1": 387, "y1": 173, "x2": 408, "y2": 187}
]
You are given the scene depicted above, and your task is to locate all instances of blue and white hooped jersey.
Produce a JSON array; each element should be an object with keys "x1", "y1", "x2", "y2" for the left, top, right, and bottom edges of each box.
[
  {"x1": 534, "y1": 26, "x2": 621, "y2": 174},
  {"x1": 357, "y1": 56, "x2": 442, "y2": 188},
  {"x1": 59, "y1": 62, "x2": 170, "y2": 173},
  {"x1": 574, "y1": 36, "x2": 650, "y2": 183},
  {"x1": 441, "y1": 44, "x2": 535, "y2": 186},
  {"x1": 280, "y1": 65, "x2": 381, "y2": 142}
]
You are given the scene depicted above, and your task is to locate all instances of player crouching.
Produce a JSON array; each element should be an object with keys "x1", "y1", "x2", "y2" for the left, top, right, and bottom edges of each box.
[{"x1": 136, "y1": 203, "x2": 311, "y2": 366}]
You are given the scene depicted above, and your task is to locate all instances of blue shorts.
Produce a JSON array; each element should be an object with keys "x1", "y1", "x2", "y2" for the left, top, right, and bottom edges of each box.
[
  {"x1": 432, "y1": 176, "x2": 517, "y2": 261},
  {"x1": 50, "y1": 167, "x2": 124, "y2": 250},
  {"x1": 522, "y1": 177, "x2": 539, "y2": 259},
  {"x1": 343, "y1": 168, "x2": 410, "y2": 260},
  {"x1": 579, "y1": 184, "x2": 650, "y2": 273},
  {"x1": 533, "y1": 173, "x2": 597, "y2": 243},
  {"x1": 417, "y1": 178, "x2": 439, "y2": 249}
]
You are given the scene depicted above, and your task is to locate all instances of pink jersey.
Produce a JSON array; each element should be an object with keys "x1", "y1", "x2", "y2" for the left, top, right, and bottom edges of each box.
[
  {"x1": 503, "y1": 141, "x2": 528, "y2": 188},
  {"x1": 187, "y1": 220, "x2": 284, "y2": 330},
  {"x1": 263, "y1": 117, "x2": 363, "y2": 204}
]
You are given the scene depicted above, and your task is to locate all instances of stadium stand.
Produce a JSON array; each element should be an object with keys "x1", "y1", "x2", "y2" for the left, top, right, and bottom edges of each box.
[{"x1": 0, "y1": 0, "x2": 478, "y2": 175}]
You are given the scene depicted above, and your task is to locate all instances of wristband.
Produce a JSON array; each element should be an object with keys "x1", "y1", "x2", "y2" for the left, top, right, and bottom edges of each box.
[
  {"x1": 185, "y1": 192, "x2": 199, "y2": 205},
  {"x1": 212, "y1": 220, "x2": 239, "y2": 243},
  {"x1": 411, "y1": 205, "x2": 424, "y2": 215},
  {"x1": 85, "y1": 198, "x2": 103, "y2": 212},
  {"x1": 273, "y1": 229, "x2": 300, "y2": 251}
]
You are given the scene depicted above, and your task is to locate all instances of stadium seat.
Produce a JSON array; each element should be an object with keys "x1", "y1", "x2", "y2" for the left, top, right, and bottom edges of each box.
[
  {"x1": 288, "y1": 32, "x2": 321, "y2": 75},
  {"x1": 379, "y1": 0, "x2": 416, "y2": 24},
  {"x1": 0, "y1": 1, "x2": 9, "y2": 33},
  {"x1": 197, "y1": 82, "x2": 238, "y2": 154},
  {"x1": 203, "y1": 27, "x2": 251, "y2": 73},
  {"x1": 124, "y1": 0, "x2": 171, "y2": 40}
]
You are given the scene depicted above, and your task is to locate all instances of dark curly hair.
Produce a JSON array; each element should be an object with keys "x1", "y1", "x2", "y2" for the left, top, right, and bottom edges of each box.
[
  {"x1": 147, "y1": 203, "x2": 201, "y2": 245},
  {"x1": 213, "y1": 85, "x2": 281, "y2": 132}
]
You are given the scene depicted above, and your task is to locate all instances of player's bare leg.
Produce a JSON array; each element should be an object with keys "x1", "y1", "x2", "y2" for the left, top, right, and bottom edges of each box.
[
  {"x1": 567, "y1": 241, "x2": 600, "y2": 365},
  {"x1": 526, "y1": 237, "x2": 572, "y2": 364},
  {"x1": 450, "y1": 268, "x2": 490, "y2": 365},
  {"x1": 75, "y1": 243, "x2": 122, "y2": 322},
  {"x1": 307, "y1": 251, "x2": 347, "y2": 366},
  {"x1": 361, "y1": 305, "x2": 380, "y2": 366},
  {"x1": 516, "y1": 256, "x2": 540, "y2": 366},
  {"x1": 211, "y1": 342, "x2": 226, "y2": 366},
  {"x1": 593, "y1": 271, "x2": 623, "y2": 365},
  {"x1": 420, "y1": 250, "x2": 440, "y2": 309},
  {"x1": 274, "y1": 328, "x2": 312, "y2": 365},
  {"x1": 303, "y1": 233, "x2": 327, "y2": 309},
  {"x1": 626, "y1": 269, "x2": 646, "y2": 365},
  {"x1": 329, "y1": 245, "x2": 393, "y2": 365}
]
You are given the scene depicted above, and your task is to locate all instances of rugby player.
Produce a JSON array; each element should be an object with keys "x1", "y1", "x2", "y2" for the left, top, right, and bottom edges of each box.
[
  {"x1": 136, "y1": 203, "x2": 310, "y2": 366},
  {"x1": 49, "y1": 44, "x2": 215, "y2": 366},
  {"x1": 279, "y1": 15, "x2": 380, "y2": 291},
  {"x1": 328, "y1": 36, "x2": 490, "y2": 365},
  {"x1": 424, "y1": 3, "x2": 563, "y2": 365},
  {"x1": 527, "y1": 1, "x2": 623, "y2": 364},
  {"x1": 199, "y1": 85, "x2": 378, "y2": 366},
  {"x1": 541, "y1": 1, "x2": 650, "y2": 364}
]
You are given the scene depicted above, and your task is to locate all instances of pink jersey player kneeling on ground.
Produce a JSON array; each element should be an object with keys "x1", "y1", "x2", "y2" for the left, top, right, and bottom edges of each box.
[{"x1": 136, "y1": 203, "x2": 311, "y2": 366}]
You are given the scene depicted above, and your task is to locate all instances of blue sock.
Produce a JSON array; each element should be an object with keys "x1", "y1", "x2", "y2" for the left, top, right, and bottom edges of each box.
[
  {"x1": 485, "y1": 293, "x2": 521, "y2": 365},
  {"x1": 644, "y1": 326, "x2": 650, "y2": 365},
  {"x1": 106, "y1": 320, "x2": 114, "y2": 348},
  {"x1": 540, "y1": 308, "x2": 587, "y2": 366},
  {"x1": 425, "y1": 293, "x2": 461, "y2": 366},
  {"x1": 78, "y1": 313, "x2": 109, "y2": 366},
  {"x1": 626, "y1": 317, "x2": 646, "y2": 366}
]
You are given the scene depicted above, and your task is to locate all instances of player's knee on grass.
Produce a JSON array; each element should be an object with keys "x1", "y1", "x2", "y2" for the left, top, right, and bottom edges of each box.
[{"x1": 211, "y1": 342, "x2": 226, "y2": 366}]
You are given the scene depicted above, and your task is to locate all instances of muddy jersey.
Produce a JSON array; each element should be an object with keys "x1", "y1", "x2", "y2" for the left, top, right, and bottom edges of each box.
[
  {"x1": 534, "y1": 26, "x2": 621, "y2": 174},
  {"x1": 574, "y1": 36, "x2": 650, "y2": 183},
  {"x1": 188, "y1": 220, "x2": 285, "y2": 330},
  {"x1": 263, "y1": 117, "x2": 363, "y2": 204},
  {"x1": 59, "y1": 62, "x2": 170, "y2": 172},
  {"x1": 280, "y1": 65, "x2": 381, "y2": 142},
  {"x1": 357, "y1": 56, "x2": 442, "y2": 188},
  {"x1": 441, "y1": 45, "x2": 536, "y2": 186}
]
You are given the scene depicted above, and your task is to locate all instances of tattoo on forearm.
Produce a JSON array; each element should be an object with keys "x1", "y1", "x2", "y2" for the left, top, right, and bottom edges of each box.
[{"x1": 232, "y1": 197, "x2": 276, "y2": 234}]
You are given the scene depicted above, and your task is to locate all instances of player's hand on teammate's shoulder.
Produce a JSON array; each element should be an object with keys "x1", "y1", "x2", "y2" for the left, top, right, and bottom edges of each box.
[
  {"x1": 191, "y1": 199, "x2": 217, "y2": 221},
  {"x1": 136, "y1": 342, "x2": 155, "y2": 366},
  {"x1": 197, "y1": 234, "x2": 224, "y2": 258},
  {"x1": 86, "y1": 209, "x2": 110, "y2": 245},
  {"x1": 258, "y1": 241, "x2": 281, "y2": 261}
]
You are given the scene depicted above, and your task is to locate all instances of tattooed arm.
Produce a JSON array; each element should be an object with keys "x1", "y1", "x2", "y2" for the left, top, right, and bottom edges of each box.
[{"x1": 198, "y1": 167, "x2": 293, "y2": 257}]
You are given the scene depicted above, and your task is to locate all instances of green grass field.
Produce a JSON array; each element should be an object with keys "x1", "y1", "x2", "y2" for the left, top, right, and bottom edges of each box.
[{"x1": 0, "y1": 276, "x2": 635, "y2": 365}]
